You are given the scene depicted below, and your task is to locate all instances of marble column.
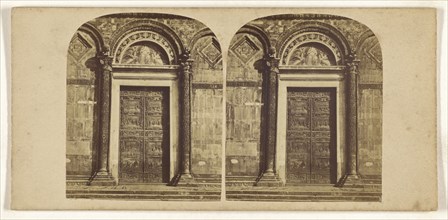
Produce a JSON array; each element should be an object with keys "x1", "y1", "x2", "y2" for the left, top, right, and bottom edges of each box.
[
  {"x1": 90, "y1": 46, "x2": 115, "y2": 186},
  {"x1": 339, "y1": 51, "x2": 362, "y2": 186},
  {"x1": 172, "y1": 50, "x2": 196, "y2": 186},
  {"x1": 256, "y1": 47, "x2": 282, "y2": 186}
]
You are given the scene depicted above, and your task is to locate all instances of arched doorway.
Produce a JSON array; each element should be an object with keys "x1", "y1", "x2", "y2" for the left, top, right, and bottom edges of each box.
[
  {"x1": 274, "y1": 27, "x2": 355, "y2": 186},
  {"x1": 108, "y1": 29, "x2": 182, "y2": 185}
]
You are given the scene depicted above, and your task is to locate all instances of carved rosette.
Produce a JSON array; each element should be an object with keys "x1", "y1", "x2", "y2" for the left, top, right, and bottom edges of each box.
[
  {"x1": 264, "y1": 47, "x2": 280, "y2": 174},
  {"x1": 179, "y1": 50, "x2": 194, "y2": 176},
  {"x1": 346, "y1": 51, "x2": 360, "y2": 177}
]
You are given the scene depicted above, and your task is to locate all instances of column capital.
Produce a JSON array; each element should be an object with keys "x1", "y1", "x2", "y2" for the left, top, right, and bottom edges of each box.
[
  {"x1": 179, "y1": 49, "x2": 194, "y2": 73},
  {"x1": 97, "y1": 45, "x2": 113, "y2": 72},
  {"x1": 264, "y1": 46, "x2": 280, "y2": 73},
  {"x1": 346, "y1": 50, "x2": 360, "y2": 75}
]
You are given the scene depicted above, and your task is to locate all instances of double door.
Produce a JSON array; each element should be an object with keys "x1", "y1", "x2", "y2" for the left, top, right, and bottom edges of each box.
[
  {"x1": 286, "y1": 87, "x2": 337, "y2": 184},
  {"x1": 119, "y1": 86, "x2": 170, "y2": 184}
]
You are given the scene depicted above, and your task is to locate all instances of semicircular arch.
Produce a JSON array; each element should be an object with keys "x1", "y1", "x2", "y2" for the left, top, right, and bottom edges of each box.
[
  {"x1": 110, "y1": 19, "x2": 185, "y2": 65},
  {"x1": 276, "y1": 21, "x2": 351, "y2": 65}
]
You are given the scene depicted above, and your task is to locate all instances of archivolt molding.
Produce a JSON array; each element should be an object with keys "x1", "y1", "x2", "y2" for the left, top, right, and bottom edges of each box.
[
  {"x1": 355, "y1": 30, "x2": 382, "y2": 68},
  {"x1": 236, "y1": 24, "x2": 271, "y2": 54},
  {"x1": 188, "y1": 28, "x2": 216, "y2": 50},
  {"x1": 77, "y1": 22, "x2": 105, "y2": 54},
  {"x1": 113, "y1": 31, "x2": 175, "y2": 65},
  {"x1": 109, "y1": 20, "x2": 185, "y2": 65},
  {"x1": 276, "y1": 21, "x2": 351, "y2": 65},
  {"x1": 280, "y1": 32, "x2": 342, "y2": 66},
  {"x1": 355, "y1": 30, "x2": 376, "y2": 51}
]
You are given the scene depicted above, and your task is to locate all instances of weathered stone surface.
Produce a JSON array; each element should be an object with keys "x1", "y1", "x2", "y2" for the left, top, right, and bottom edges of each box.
[
  {"x1": 67, "y1": 14, "x2": 223, "y2": 182},
  {"x1": 226, "y1": 33, "x2": 265, "y2": 176},
  {"x1": 190, "y1": 34, "x2": 223, "y2": 175},
  {"x1": 358, "y1": 88, "x2": 382, "y2": 175},
  {"x1": 226, "y1": 15, "x2": 383, "y2": 181},
  {"x1": 66, "y1": 184, "x2": 221, "y2": 201},
  {"x1": 226, "y1": 184, "x2": 381, "y2": 202},
  {"x1": 66, "y1": 30, "x2": 98, "y2": 176}
]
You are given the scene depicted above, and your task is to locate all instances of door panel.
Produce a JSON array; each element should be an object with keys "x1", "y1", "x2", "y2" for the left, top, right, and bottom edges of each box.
[
  {"x1": 119, "y1": 86, "x2": 170, "y2": 184},
  {"x1": 286, "y1": 88, "x2": 336, "y2": 184}
]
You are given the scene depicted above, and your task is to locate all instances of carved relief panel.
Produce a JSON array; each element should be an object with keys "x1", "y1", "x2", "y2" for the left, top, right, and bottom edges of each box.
[
  {"x1": 287, "y1": 43, "x2": 336, "y2": 66},
  {"x1": 281, "y1": 32, "x2": 342, "y2": 66},
  {"x1": 121, "y1": 42, "x2": 169, "y2": 65},
  {"x1": 286, "y1": 88, "x2": 336, "y2": 184},
  {"x1": 114, "y1": 31, "x2": 175, "y2": 65},
  {"x1": 119, "y1": 86, "x2": 170, "y2": 184}
]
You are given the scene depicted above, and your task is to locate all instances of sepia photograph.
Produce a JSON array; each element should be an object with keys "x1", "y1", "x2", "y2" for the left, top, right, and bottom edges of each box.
[
  {"x1": 5, "y1": 6, "x2": 441, "y2": 213},
  {"x1": 66, "y1": 13, "x2": 223, "y2": 201},
  {"x1": 225, "y1": 14, "x2": 382, "y2": 202}
]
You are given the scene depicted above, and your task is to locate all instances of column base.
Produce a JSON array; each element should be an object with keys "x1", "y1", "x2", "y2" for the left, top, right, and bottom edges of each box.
[
  {"x1": 169, "y1": 173, "x2": 197, "y2": 187},
  {"x1": 255, "y1": 173, "x2": 284, "y2": 187},
  {"x1": 336, "y1": 174, "x2": 362, "y2": 187},
  {"x1": 89, "y1": 171, "x2": 116, "y2": 186}
]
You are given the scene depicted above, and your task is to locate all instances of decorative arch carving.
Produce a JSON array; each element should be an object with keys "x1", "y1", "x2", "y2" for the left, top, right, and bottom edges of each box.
[
  {"x1": 188, "y1": 28, "x2": 215, "y2": 49},
  {"x1": 228, "y1": 25, "x2": 269, "y2": 67},
  {"x1": 236, "y1": 24, "x2": 271, "y2": 54},
  {"x1": 281, "y1": 33, "x2": 341, "y2": 66},
  {"x1": 113, "y1": 31, "x2": 174, "y2": 65},
  {"x1": 276, "y1": 21, "x2": 351, "y2": 65},
  {"x1": 189, "y1": 28, "x2": 222, "y2": 69},
  {"x1": 356, "y1": 30, "x2": 382, "y2": 68},
  {"x1": 109, "y1": 20, "x2": 185, "y2": 65},
  {"x1": 78, "y1": 22, "x2": 105, "y2": 54}
]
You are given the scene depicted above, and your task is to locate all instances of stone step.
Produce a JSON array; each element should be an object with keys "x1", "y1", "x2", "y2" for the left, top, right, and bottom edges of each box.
[
  {"x1": 66, "y1": 175, "x2": 90, "y2": 180},
  {"x1": 361, "y1": 179, "x2": 382, "y2": 184},
  {"x1": 66, "y1": 180, "x2": 90, "y2": 186},
  {"x1": 195, "y1": 180, "x2": 222, "y2": 183},
  {"x1": 226, "y1": 194, "x2": 381, "y2": 202},
  {"x1": 343, "y1": 184, "x2": 382, "y2": 190},
  {"x1": 194, "y1": 178, "x2": 222, "y2": 183},
  {"x1": 225, "y1": 176, "x2": 257, "y2": 187},
  {"x1": 226, "y1": 190, "x2": 381, "y2": 196},
  {"x1": 67, "y1": 193, "x2": 220, "y2": 201},
  {"x1": 226, "y1": 176, "x2": 258, "y2": 181},
  {"x1": 67, "y1": 189, "x2": 220, "y2": 195}
]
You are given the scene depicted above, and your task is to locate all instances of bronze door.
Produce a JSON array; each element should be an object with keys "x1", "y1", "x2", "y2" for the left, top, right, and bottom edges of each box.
[
  {"x1": 286, "y1": 88, "x2": 336, "y2": 184},
  {"x1": 119, "y1": 86, "x2": 170, "y2": 184}
]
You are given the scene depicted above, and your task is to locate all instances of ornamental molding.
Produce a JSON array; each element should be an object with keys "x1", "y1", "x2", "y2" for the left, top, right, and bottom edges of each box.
[
  {"x1": 280, "y1": 32, "x2": 343, "y2": 66},
  {"x1": 113, "y1": 31, "x2": 176, "y2": 65}
]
